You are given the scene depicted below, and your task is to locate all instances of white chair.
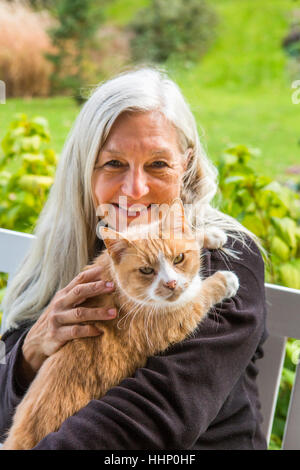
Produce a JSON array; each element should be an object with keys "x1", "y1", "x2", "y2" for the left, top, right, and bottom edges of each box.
[
  {"x1": 0, "y1": 228, "x2": 35, "y2": 334},
  {"x1": 0, "y1": 227, "x2": 300, "y2": 448},
  {"x1": 258, "y1": 283, "x2": 300, "y2": 450}
]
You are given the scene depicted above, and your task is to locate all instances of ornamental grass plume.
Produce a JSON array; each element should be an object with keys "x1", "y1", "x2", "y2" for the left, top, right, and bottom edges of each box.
[{"x1": 0, "y1": 0, "x2": 55, "y2": 97}]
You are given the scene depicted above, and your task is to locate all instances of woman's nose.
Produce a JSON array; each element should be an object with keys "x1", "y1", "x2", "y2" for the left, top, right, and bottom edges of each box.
[{"x1": 121, "y1": 167, "x2": 150, "y2": 200}]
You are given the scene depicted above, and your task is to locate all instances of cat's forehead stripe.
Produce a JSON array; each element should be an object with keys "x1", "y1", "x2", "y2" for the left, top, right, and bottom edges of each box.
[{"x1": 136, "y1": 238, "x2": 174, "y2": 264}]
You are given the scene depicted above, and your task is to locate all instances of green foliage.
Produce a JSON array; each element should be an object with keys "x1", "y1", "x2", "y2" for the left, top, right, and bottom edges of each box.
[
  {"x1": 217, "y1": 144, "x2": 300, "y2": 288},
  {"x1": 46, "y1": 0, "x2": 105, "y2": 102},
  {"x1": 0, "y1": 114, "x2": 57, "y2": 233},
  {"x1": 217, "y1": 144, "x2": 300, "y2": 449},
  {"x1": 129, "y1": 0, "x2": 218, "y2": 63}
]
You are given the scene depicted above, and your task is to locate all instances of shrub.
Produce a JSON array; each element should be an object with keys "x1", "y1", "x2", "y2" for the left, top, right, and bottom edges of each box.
[
  {"x1": 0, "y1": 0, "x2": 55, "y2": 97},
  {"x1": 217, "y1": 144, "x2": 300, "y2": 289},
  {"x1": 129, "y1": 0, "x2": 218, "y2": 64},
  {"x1": 0, "y1": 113, "x2": 57, "y2": 233},
  {"x1": 46, "y1": 0, "x2": 105, "y2": 102}
]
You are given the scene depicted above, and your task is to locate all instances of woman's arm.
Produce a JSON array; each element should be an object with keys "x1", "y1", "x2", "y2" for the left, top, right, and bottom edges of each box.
[
  {"x1": 32, "y1": 236, "x2": 268, "y2": 450},
  {"x1": 0, "y1": 265, "x2": 116, "y2": 443},
  {"x1": 0, "y1": 323, "x2": 33, "y2": 442}
]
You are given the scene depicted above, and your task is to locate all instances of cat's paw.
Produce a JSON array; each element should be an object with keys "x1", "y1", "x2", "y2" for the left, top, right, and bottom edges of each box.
[
  {"x1": 218, "y1": 271, "x2": 239, "y2": 299},
  {"x1": 204, "y1": 228, "x2": 227, "y2": 250}
]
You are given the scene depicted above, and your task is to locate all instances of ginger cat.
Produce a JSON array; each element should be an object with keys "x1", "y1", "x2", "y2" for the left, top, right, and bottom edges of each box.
[{"x1": 2, "y1": 202, "x2": 239, "y2": 450}]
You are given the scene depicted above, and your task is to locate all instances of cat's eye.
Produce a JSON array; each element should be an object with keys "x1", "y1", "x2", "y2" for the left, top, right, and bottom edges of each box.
[
  {"x1": 174, "y1": 253, "x2": 184, "y2": 264},
  {"x1": 139, "y1": 266, "x2": 154, "y2": 275}
]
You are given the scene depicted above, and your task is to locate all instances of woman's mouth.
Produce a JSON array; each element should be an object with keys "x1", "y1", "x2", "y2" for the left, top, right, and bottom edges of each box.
[{"x1": 112, "y1": 203, "x2": 151, "y2": 217}]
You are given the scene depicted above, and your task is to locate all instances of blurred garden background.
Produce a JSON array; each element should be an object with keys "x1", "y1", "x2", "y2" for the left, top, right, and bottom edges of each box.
[{"x1": 0, "y1": 0, "x2": 300, "y2": 450}]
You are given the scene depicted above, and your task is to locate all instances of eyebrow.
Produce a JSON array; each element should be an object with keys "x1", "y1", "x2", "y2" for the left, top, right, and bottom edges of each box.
[{"x1": 101, "y1": 148, "x2": 173, "y2": 157}]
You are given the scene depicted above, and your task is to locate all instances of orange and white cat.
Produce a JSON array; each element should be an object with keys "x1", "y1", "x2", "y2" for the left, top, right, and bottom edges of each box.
[{"x1": 2, "y1": 202, "x2": 238, "y2": 450}]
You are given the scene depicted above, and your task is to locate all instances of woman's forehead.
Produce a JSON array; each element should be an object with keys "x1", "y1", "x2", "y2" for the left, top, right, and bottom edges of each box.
[{"x1": 99, "y1": 111, "x2": 181, "y2": 156}]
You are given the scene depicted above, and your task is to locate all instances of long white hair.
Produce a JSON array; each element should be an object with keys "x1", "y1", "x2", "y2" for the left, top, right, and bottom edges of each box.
[{"x1": 1, "y1": 66, "x2": 262, "y2": 333}]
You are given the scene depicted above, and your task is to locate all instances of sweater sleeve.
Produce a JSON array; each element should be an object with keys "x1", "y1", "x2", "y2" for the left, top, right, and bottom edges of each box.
[
  {"x1": 0, "y1": 324, "x2": 32, "y2": 442},
  {"x1": 32, "y1": 237, "x2": 267, "y2": 450}
]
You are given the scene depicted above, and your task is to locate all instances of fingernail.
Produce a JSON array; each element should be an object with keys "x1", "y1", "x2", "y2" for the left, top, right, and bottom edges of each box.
[
  {"x1": 106, "y1": 281, "x2": 114, "y2": 288},
  {"x1": 108, "y1": 308, "x2": 117, "y2": 316}
]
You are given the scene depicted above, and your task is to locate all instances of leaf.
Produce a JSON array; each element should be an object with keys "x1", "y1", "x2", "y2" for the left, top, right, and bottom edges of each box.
[
  {"x1": 242, "y1": 214, "x2": 266, "y2": 237},
  {"x1": 271, "y1": 236, "x2": 290, "y2": 261},
  {"x1": 221, "y1": 152, "x2": 238, "y2": 166},
  {"x1": 224, "y1": 175, "x2": 246, "y2": 185},
  {"x1": 271, "y1": 217, "x2": 297, "y2": 251},
  {"x1": 279, "y1": 264, "x2": 300, "y2": 289},
  {"x1": 281, "y1": 367, "x2": 295, "y2": 389},
  {"x1": 19, "y1": 175, "x2": 53, "y2": 191},
  {"x1": 44, "y1": 149, "x2": 58, "y2": 165},
  {"x1": 21, "y1": 136, "x2": 41, "y2": 153}
]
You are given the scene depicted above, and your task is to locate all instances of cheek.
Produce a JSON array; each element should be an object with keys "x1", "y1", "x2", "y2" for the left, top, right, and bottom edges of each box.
[
  {"x1": 92, "y1": 172, "x2": 119, "y2": 205},
  {"x1": 118, "y1": 269, "x2": 153, "y2": 297},
  {"x1": 150, "y1": 170, "x2": 184, "y2": 200}
]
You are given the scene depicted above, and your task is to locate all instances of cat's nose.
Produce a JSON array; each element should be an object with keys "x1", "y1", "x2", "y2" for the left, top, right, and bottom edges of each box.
[{"x1": 164, "y1": 280, "x2": 177, "y2": 290}]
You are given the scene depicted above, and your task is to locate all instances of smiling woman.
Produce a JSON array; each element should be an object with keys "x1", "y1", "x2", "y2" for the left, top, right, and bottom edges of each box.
[
  {"x1": 0, "y1": 67, "x2": 268, "y2": 450},
  {"x1": 92, "y1": 110, "x2": 189, "y2": 230}
]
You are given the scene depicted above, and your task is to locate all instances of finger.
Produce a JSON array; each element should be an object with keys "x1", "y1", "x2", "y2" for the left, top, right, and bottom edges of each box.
[
  {"x1": 58, "y1": 280, "x2": 115, "y2": 309},
  {"x1": 55, "y1": 306, "x2": 117, "y2": 325},
  {"x1": 57, "y1": 324, "x2": 103, "y2": 343},
  {"x1": 64, "y1": 265, "x2": 104, "y2": 294}
]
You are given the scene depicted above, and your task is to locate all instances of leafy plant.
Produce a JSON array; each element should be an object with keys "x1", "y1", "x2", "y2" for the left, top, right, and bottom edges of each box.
[
  {"x1": 217, "y1": 144, "x2": 300, "y2": 449},
  {"x1": 0, "y1": 113, "x2": 57, "y2": 233},
  {"x1": 129, "y1": 0, "x2": 218, "y2": 64},
  {"x1": 217, "y1": 144, "x2": 300, "y2": 288}
]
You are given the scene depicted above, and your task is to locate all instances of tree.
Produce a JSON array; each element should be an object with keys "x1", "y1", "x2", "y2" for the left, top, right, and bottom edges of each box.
[
  {"x1": 46, "y1": 0, "x2": 105, "y2": 103},
  {"x1": 129, "y1": 0, "x2": 218, "y2": 64}
]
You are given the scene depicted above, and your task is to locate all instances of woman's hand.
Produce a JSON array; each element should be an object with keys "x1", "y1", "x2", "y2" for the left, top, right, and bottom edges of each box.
[{"x1": 19, "y1": 265, "x2": 116, "y2": 383}]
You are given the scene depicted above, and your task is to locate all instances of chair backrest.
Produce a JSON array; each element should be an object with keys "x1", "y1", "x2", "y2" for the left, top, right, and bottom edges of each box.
[
  {"x1": 0, "y1": 228, "x2": 36, "y2": 333},
  {"x1": 0, "y1": 228, "x2": 35, "y2": 281},
  {"x1": 258, "y1": 283, "x2": 300, "y2": 449}
]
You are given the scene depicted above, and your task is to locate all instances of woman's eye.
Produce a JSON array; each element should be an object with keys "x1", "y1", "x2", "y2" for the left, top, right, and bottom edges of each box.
[
  {"x1": 104, "y1": 160, "x2": 123, "y2": 168},
  {"x1": 139, "y1": 266, "x2": 154, "y2": 275},
  {"x1": 174, "y1": 253, "x2": 184, "y2": 265},
  {"x1": 151, "y1": 161, "x2": 168, "y2": 168}
]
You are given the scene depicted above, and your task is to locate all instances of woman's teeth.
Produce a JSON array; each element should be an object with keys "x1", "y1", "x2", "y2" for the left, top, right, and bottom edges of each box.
[{"x1": 115, "y1": 204, "x2": 150, "y2": 215}]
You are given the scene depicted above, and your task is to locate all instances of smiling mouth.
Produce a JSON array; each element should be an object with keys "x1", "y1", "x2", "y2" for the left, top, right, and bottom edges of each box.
[{"x1": 113, "y1": 203, "x2": 151, "y2": 216}]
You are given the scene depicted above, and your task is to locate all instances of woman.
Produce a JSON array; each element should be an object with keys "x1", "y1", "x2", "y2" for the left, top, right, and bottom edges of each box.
[{"x1": 0, "y1": 67, "x2": 268, "y2": 450}]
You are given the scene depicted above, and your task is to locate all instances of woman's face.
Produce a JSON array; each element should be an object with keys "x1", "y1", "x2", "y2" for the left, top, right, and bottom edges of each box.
[{"x1": 92, "y1": 110, "x2": 188, "y2": 230}]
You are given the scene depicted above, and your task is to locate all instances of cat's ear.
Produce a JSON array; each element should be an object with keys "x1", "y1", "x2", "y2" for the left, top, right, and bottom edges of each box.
[{"x1": 99, "y1": 227, "x2": 129, "y2": 264}]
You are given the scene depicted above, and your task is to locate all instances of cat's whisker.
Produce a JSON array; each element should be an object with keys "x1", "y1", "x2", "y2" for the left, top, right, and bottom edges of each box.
[{"x1": 118, "y1": 304, "x2": 139, "y2": 330}]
